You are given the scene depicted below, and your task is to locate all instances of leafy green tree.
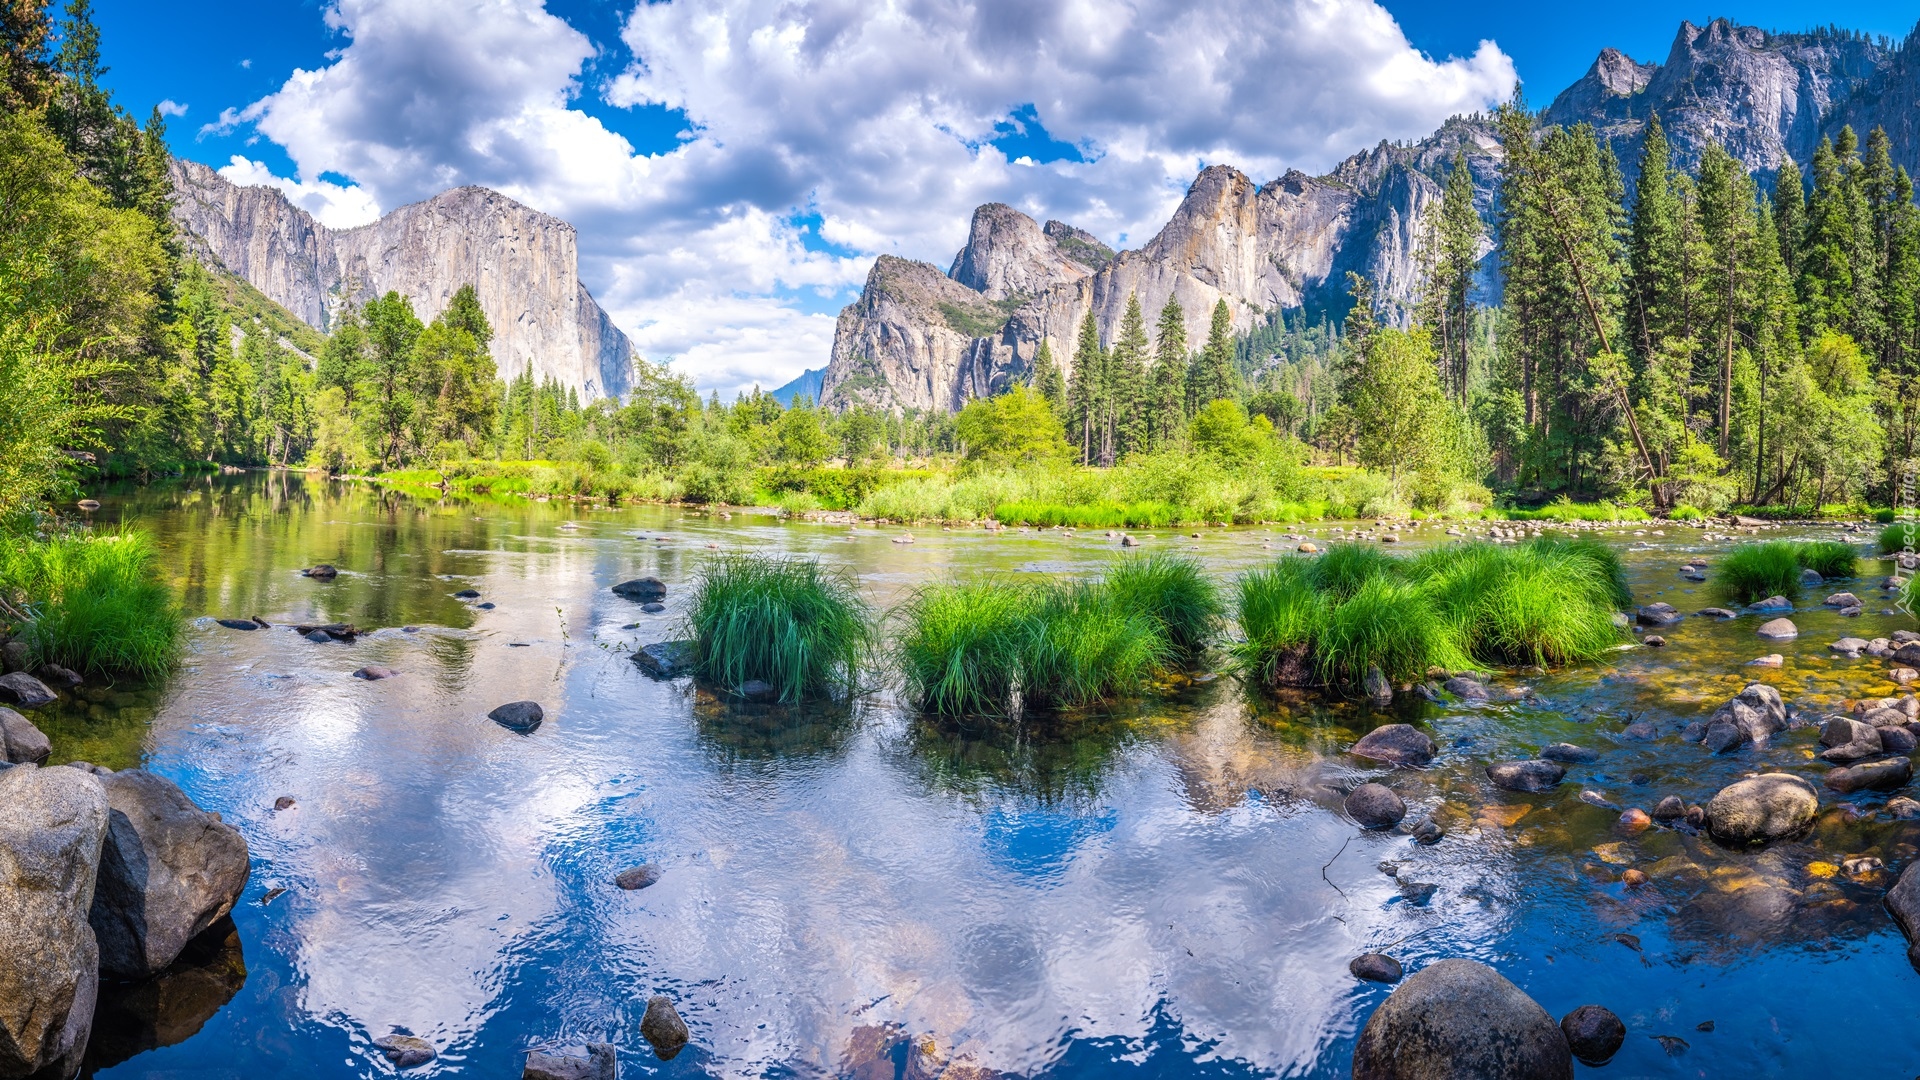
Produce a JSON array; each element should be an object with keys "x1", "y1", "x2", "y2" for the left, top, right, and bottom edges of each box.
[
  {"x1": 955, "y1": 386, "x2": 1070, "y2": 467},
  {"x1": 360, "y1": 291, "x2": 424, "y2": 467},
  {"x1": 413, "y1": 315, "x2": 497, "y2": 453},
  {"x1": 835, "y1": 405, "x2": 885, "y2": 463},
  {"x1": 775, "y1": 401, "x2": 830, "y2": 466},
  {"x1": 1187, "y1": 398, "x2": 1273, "y2": 465}
]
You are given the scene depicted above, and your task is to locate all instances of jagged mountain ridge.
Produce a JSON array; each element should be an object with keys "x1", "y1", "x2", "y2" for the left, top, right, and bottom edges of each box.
[
  {"x1": 821, "y1": 17, "x2": 1920, "y2": 414},
  {"x1": 169, "y1": 159, "x2": 636, "y2": 400}
]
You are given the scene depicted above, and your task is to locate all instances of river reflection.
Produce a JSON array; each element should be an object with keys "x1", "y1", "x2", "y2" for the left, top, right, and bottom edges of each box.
[{"x1": 55, "y1": 473, "x2": 1920, "y2": 1077}]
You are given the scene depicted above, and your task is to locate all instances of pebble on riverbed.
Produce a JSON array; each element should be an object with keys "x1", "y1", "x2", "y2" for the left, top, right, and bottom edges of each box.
[
  {"x1": 1344, "y1": 784, "x2": 1406, "y2": 829},
  {"x1": 1348, "y1": 953, "x2": 1403, "y2": 983}
]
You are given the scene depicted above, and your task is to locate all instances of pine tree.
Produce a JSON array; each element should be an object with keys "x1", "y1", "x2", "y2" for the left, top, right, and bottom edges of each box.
[
  {"x1": 1108, "y1": 293, "x2": 1150, "y2": 460},
  {"x1": 1029, "y1": 338, "x2": 1065, "y2": 415},
  {"x1": 1696, "y1": 144, "x2": 1760, "y2": 456},
  {"x1": 1187, "y1": 298, "x2": 1235, "y2": 409},
  {"x1": 1628, "y1": 113, "x2": 1682, "y2": 361},
  {"x1": 1801, "y1": 136, "x2": 1855, "y2": 334},
  {"x1": 1149, "y1": 296, "x2": 1187, "y2": 446},
  {"x1": 1066, "y1": 310, "x2": 1104, "y2": 465},
  {"x1": 1773, "y1": 157, "x2": 1807, "y2": 285},
  {"x1": 1427, "y1": 149, "x2": 1481, "y2": 402}
]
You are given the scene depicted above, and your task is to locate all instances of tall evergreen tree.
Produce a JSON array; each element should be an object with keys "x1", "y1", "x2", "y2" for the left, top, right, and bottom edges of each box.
[
  {"x1": 1148, "y1": 296, "x2": 1188, "y2": 446},
  {"x1": 1801, "y1": 135, "x2": 1857, "y2": 334},
  {"x1": 1066, "y1": 310, "x2": 1104, "y2": 466},
  {"x1": 1696, "y1": 143, "x2": 1759, "y2": 455},
  {"x1": 1773, "y1": 157, "x2": 1807, "y2": 285},
  {"x1": 1420, "y1": 149, "x2": 1481, "y2": 402},
  {"x1": 1187, "y1": 298, "x2": 1235, "y2": 409},
  {"x1": 1107, "y1": 293, "x2": 1149, "y2": 461},
  {"x1": 1028, "y1": 338, "x2": 1065, "y2": 414},
  {"x1": 1627, "y1": 113, "x2": 1683, "y2": 361},
  {"x1": 361, "y1": 291, "x2": 424, "y2": 467}
]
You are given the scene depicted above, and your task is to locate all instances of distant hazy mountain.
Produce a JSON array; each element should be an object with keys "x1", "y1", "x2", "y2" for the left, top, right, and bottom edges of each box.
[{"x1": 771, "y1": 367, "x2": 826, "y2": 406}]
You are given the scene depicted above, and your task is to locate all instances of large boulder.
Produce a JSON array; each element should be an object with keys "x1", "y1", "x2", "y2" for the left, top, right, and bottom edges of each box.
[
  {"x1": 0, "y1": 765, "x2": 109, "y2": 1079},
  {"x1": 1352, "y1": 958, "x2": 1571, "y2": 1080},
  {"x1": 1697, "y1": 683, "x2": 1790, "y2": 753},
  {"x1": 1349, "y1": 724, "x2": 1436, "y2": 767},
  {"x1": 83, "y1": 921, "x2": 246, "y2": 1070},
  {"x1": 641, "y1": 995, "x2": 690, "y2": 1060},
  {"x1": 1819, "y1": 717, "x2": 1883, "y2": 763},
  {"x1": 611, "y1": 578, "x2": 667, "y2": 603},
  {"x1": 0, "y1": 673, "x2": 55, "y2": 709},
  {"x1": 0, "y1": 708, "x2": 50, "y2": 765},
  {"x1": 1345, "y1": 784, "x2": 1406, "y2": 829},
  {"x1": 1706, "y1": 773, "x2": 1818, "y2": 846},
  {"x1": 1887, "y1": 860, "x2": 1920, "y2": 972},
  {"x1": 89, "y1": 770, "x2": 251, "y2": 980}
]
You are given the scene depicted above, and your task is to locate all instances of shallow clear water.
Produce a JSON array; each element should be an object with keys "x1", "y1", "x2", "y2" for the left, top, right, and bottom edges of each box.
[{"x1": 42, "y1": 473, "x2": 1920, "y2": 1077}]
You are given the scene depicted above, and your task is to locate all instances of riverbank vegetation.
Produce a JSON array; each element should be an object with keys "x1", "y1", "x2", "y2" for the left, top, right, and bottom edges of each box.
[
  {"x1": 1713, "y1": 540, "x2": 1861, "y2": 603},
  {"x1": 685, "y1": 555, "x2": 872, "y2": 704},
  {"x1": 0, "y1": 531, "x2": 179, "y2": 679}
]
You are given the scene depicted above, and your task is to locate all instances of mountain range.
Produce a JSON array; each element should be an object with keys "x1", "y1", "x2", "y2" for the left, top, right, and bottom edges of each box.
[{"x1": 164, "y1": 18, "x2": 1920, "y2": 411}]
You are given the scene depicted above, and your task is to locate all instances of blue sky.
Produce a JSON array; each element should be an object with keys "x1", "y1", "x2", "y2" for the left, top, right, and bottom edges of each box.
[{"x1": 86, "y1": 0, "x2": 1920, "y2": 394}]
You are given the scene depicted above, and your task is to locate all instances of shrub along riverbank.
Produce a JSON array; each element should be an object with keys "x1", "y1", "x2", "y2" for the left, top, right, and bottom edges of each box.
[
  {"x1": 680, "y1": 545, "x2": 1628, "y2": 716},
  {"x1": 1712, "y1": 541, "x2": 1861, "y2": 604},
  {"x1": 0, "y1": 528, "x2": 181, "y2": 680}
]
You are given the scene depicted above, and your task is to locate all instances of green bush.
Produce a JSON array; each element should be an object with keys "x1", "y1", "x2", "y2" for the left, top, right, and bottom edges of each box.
[
  {"x1": 1880, "y1": 521, "x2": 1917, "y2": 555},
  {"x1": 1796, "y1": 540, "x2": 1859, "y2": 579},
  {"x1": 685, "y1": 554, "x2": 872, "y2": 702},
  {"x1": 1713, "y1": 543, "x2": 1804, "y2": 604},
  {"x1": 1103, "y1": 552, "x2": 1223, "y2": 664},
  {"x1": 0, "y1": 530, "x2": 181, "y2": 678},
  {"x1": 893, "y1": 579, "x2": 1030, "y2": 716}
]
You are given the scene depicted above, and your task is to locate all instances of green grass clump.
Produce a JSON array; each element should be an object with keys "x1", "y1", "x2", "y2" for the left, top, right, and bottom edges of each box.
[
  {"x1": 1880, "y1": 521, "x2": 1918, "y2": 555},
  {"x1": 1308, "y1": 543, "x2": 1401, "y2": 601},
  {"x1": 1712, "y1": 542, "x2": 1804, "y2": 604},
  {"x1": 994, "y1": 500, "x2": 1180, "y2": 528},
  {"x1": 1500, "y1": 498, "x2": 1651, "y2": 523},
  {"x1": 893, "y1": 580, "x2": 1030, "y2": 716},
  {"x1": 0, "y1": 530, "x2": 181, "y2": 679},
  {"x1": 1796, "y1": 540, "x2": 1859, "y2": 579},
  {"x1": 685, "y1": 554, "x2": 872, "y2": 703},
  {"x1": 1520, "y1": 536, "x2": 1632, "y2": 608},
  {"x1": 1315, "y1": 574, "x2": 1468, "y2": 683},
  {"x1": 1020, "y1": 582, "x2": 1170, "y2": 710},
  {"x1": 1232, "y1": 561, "x2": 1328, "y2": 685},
  {"x1": 1460, "y1": 546, "x2": 1623, "y2": 665},
  {"x1": 1103, "y1": 553, "x2": 1223, "y2": 664},
  {"x1": 1669, "y1": 505, "x2": 1705, "y2": 521}
]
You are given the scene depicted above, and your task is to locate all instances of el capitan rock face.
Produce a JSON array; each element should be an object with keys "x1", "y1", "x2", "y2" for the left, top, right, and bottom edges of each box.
[{"x1": 168, "y1": 159, "x2": 636, "y2": 401}]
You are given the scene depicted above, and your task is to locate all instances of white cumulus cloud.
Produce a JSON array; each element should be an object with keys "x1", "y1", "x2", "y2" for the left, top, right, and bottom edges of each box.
[
  {"x1": 216, "y1": 156, "x2": 383, "y2": 228},
  {"x1": 205, "y1": 0, "x2": 1514, "y2": 398}
]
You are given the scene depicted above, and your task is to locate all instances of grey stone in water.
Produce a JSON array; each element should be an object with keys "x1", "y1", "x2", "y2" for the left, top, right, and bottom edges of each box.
[
  {"x1": 1442, "y1": 676, "x2": 1488, "y2": 701},
  {"x1": 1410, "y1": 818, "x2": 1443, "y2": 844},
  {"x1": 1819, "y1": 717, "x2": 1883, "y2": 763},
  {"x1": 641, "y1": 994, "x2": 690, "y2": 1060},
  {"x1": 1706, "y1": 773, "x2": 1818, "y2": 846},
  {"x1": 1652, "y1": 795, "x2": 1687, "y2": 821},
  {"x1": 35, "y1": 664, "x2": 80, "y2": 689},
  {"x1": 1699, "y1": 684, "x2": 1790, "y2": 752},
  {"x1": 352, "y1": 666, "x2": 398, "y2": 680},
  {"x1": 736, "y1": 679, "x2": 777, "y2": 703},
  {"x1": 1540, "y1": 743, "x2": 1598, "y2": 763},
  {"x1": 1896, "y1": 631, "x2": 1920, "y2": 644},
  {"x1": 0, "y1": 639, "x2": 26, "y2": 674},
  {"x1": 453, "y1": 588, "x2": 481, "y2": 599},
  {"x1": 640, "y1": 602, "x2": 666, "y2": 614},
  {"x1": 1637, "y1": 602, "x2": 1682, "y2": 626},
  {"x1": 1895, "y1": 643, "x2": 1920, "y2": 666},
  {"x1": 1879, "y1": 726, "x2": 1918, "y2": 753},
  {"x1": 524, "y1": 1043, "x2": 617, "y2": 1080},
  {"x1": 1887, "y1": 860, "x2": 1920, "y2": 972},
  {"x1": 1362, "y1": 665, "x2": 1392, "y2": 707},
  {"x1": 1826, "y1": 592, "x2": 1862, "y2": 608},
  {"x1": 615, "y1": 864, "x2": 662, "y2": 890},
  {"x1": 1751, "y1": 595, "x2": 1792, "y2": 612},
  {"x1": 302, "y1": 564, "x2": 338, "y2": 579},
  {"x1": 634, "y1": 640, "x2": 697, "y2": 680},
  {"x1": 1349, "y1": 953, "x2": 1403, "y2": 983},
  {"x1": 1398, "y1": 881, "x2": 1438, "y2": 905},
  {"x1": 1487, "y1": 759, "x2": 1567, "y2": 793},
  {"x1": 1622, "y1": 720, "x2": 1657, "y2": 740},
  {"x1": 373, "y1": 1033, "x2": 436, "y2": 1068},
  {"x1": 1681, "y1": 720, "x2": 1707, "y2": 742},
  {"x1": 1799, "y1": 568, "x2": 1825, "y2": 586},
  {"x1": 1755, "y1": 617, "x2": 1798, "y2": 640},
  {"x1": 0, "y1": 706, "x2": 50, "y2": 764},
  {"x1": 1697, "y1": 607, "x2": 1738, "y2": 618},
  {"x1": 1351, "y1": 958, "x2": 1571, "y2": 1080},
  {"x1": 1349, "y1": 724, "x2": 1436, "y2": 767},
  {"x1": 1579, "y1": 790, "x2": 1621, "y2": 810},
  {"x1": 1825, "y1": 757, "x2": 1912, "y2": 794},
  {"x1": 1830, "y1": 637, "x2": 1870, "y2": 657},
  {"x1": 215, "y1": 618, "x2": 261, "y2": 631},
  {"x1": 1888, "y1": 797, "x2": 1920, "y2": 820},
  {"x1": 1345, "y1": 784, "x2": 1406, "y2": 829},
  {"x1": 488, "y1": 701, "x2": 544, "y2": 734},
  {"x1": 0, "y1": 765, "x2": 109, "y2": 1079},
  {"x1": 303, "y1": 630, "x2": 332, "y2": 644},
  {"x1": 475, "y1": 602, "x2": 496, "y2": 610},
  {"x1": 611, "y1": 577, "x2": 667, "y2": 602},
  {"x1": 89, "y1": 770, "x2": 251, "y2": 980},
  {"x1": 1642, "y1": 635, "x2": 1668, "y2": 647},
  {"x1": 0, "y1": 671, "x2": 56, "y2": 708},
  {"x1": 1561, "y1": 1005, "x2": 1627, "y2": 1067}
]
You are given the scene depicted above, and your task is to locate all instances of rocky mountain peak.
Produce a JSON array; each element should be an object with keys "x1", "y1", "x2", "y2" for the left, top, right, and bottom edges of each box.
[
  {"x1": 946, "y1": 203, "x2": 1095, "y2": 300},
  {"x1": 1042, "y1": 220, "x2": 1116, "y2": 271}
]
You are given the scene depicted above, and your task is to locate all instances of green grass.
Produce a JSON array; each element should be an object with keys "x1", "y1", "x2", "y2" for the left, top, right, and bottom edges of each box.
[
  {"x1": 1712, "y1": 543, "x2": 1805, "y2": 604},
  {"x1": 1499, "y1": 498, "x2": 1650, "y2": 522},
  {"x1": 684, "y1": 554, "x2": 872, "y2": 703},
  {"x1": 1103, "y1": 552, "x2": 1223, "y2": 664},
  {"x1": 1308, "y1": 543, "x2": 1401, "y2": 601},
  {"x1": 893, "y1": 579, "x2": 1030, "y2": 716},
  {"x1": 994, "y1": 500, "x2": 1181, "y2": 529},
  {"x1": 1520, "y1": 536, "x2": 1633, "y2": 608},
  {"x1": 1796, "y1": 540, "x2": 1859, "y2": 579},
  {"x1": 1669, "y1": 505, "x2": 1705, "y2": 521},
  {"x1": 1019, "y1": 582, "x2": 1170, "y2": 710},
  {"x1": 0, "y1": 530, "x2": 181, "y2": 679},
  {"x1": 1314, "y1": 574, "x2": 1468, "y2": 683},
  {"x1": 1880, "y1": 521, "x2": 1918, "y2": 555}
]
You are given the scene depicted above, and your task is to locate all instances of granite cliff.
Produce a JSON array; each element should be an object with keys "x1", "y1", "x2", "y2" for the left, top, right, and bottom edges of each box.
[
  {"x1": 823, "y1": 18, "x2": 1920, "y2": 413},
  {"x1": 169, "y1": 159, "x2": 635, "y2": 400}
]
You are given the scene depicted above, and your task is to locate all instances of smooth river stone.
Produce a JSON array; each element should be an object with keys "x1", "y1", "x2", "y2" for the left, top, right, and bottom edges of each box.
[
  {"x1": 1756, "y1": 618, "x2": 1798, "y2": 640},
  {"x1": 1349, "y1": 724, "x2": 1436, "y2": 767}
]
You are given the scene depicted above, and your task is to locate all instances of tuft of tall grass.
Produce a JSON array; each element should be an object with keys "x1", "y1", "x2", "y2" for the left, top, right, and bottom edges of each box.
[
  {"x1": 1232, "y1": 560, "x2": 1328, "y2": 686},
  {"x1": 1307, "y1": 543, "x2": 1400, "y2": 601},
  {"x1": 1520, "y1": 536, "x2": 1632, "y2": 608},
  {"x1": 1879, "y1": 522, "x2": 1917, "y2": 555},
  {"x1": 1103, "y1": 552, "x2": 1223, "y2": 664},
  {"x1": 685, "y1": 554, "x2": 872, "y2": 703},
  {"x1": 1795, "y1": 540, "x2": 1859, "y2": 579},
  {"x1": 1020, "y1": 582, "x2": 1170, "y2": 710},
  {"x1": 1459, "y1": 546, "x2": 1623, "y2": 665},
  {"x1": 1669, "y1": 505, "x2": 1705, "y2": 521},
  {"x1": 0, "y1": 530, "x2": 181, "y2": 679},
  {"x1": 1314, "y1": 575, "x2": 1467, "y2": 684},
  {"x1": 893, "y1": 579, "x2": 1030, "y2": 716},
  {"x1": 1712, "y1": 543, "x2": 1804, "y2": 604}
]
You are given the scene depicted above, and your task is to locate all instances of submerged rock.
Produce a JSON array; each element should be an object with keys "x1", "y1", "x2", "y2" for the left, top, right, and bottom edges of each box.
[
  {"x1": 1487, "y1": 760, "x2": 1566, "y2": 793},
  {"x1": 83, "y1": 920, "x2": 246, "y2": 1071},
  {"x1": 1349, "y1": 953, "x2": 1403, "y2": 983},
  {"x1": 0, "y1": 766, "x2": 109, "y2": 1080},
  {"x1": 1698, "y1": 607, "x2": 1738, "y2": 618},
  {"x1": 1826, "y1": 592, "x2": 1862, "y2": 608},
  {"x1": 1880, "y1": 726, "x2": 1918, "y2": 754},
  {"x1": 1349, "y1": 724, "x2": 1436, "y2": 767},
  {"x1": 641, "y1": 994, "x2": 690, "y2": 1060},
  {"x1": 372, "y1": 1033, "x2": 436, "y2": 1068},
  {"x1": 1756, "y1": 618, "x2": 1799, "y2": 640},
  {"x1": 488, "y1": 701, "x2": 544, "y2": 734},
  {"x1": 215, "y1": 618, "x2": 261, "y2": 631},
  {"x1": 0, "y1": 671, "x2": 56, "y2": 708},
  {"x1": 634, "y1": 640, "x2": 697, "y2": 680},
  {"x1": 1351, "y1": 958, "x2": 1571, "y2": 1080},
  {"x1": 1751, "y1": 595, "x2": 1792, "y2": 612},
  {"x1": 612, "y1": 577, "x2": 667, "y2": 603},
  {"x1": 1442, "y1": 676, "x2": 1488, "y2": 701},
  {"x1": 0, "y1": 707, "x2": 50, "y2": 765},
  {"x1": 453, "y1": 588, "x2": 481, "y2": 599},
  {"x1": 1345, "y1": 784, "x2": 1406, "y2": 829},
  {"x1": 90, "y1": 770, "x2": 251, "y2": 979},
  {"x1": 1825, "y1": 757, "x2": 1912, "y2": 793},
  {"x1": 301, "y1": 564, "x2": 338, "y2": 579},
  {"x1": 615, "y1": 864, "x2": 662, "y2": 890},
  {"x1": 352, "y1": 665, "x2": 398, "y2": 680},
  {"x1": 1363, "y1": 666, "x2": 1392, "y2": 707},
  {"x1": 1800, "y1": 568, "x2": 1825, "y2": 586},
  {"x1": 1637, "y1": 603, "x2": 1682, "y2": 626},
  {"x1": 737, "y1": 679, "x2": 777, "y2": 703},
  {"x1": 1561, "y1": 1005, "x2": 1627, "y2": 1067},
  {"x1": 1411, "y1": 819, "x2": 1444, "y2": 844},
  {"x1": 1748, "y1": 654, "x2": 1784, "y2": 667},
  {"x1": 1830, "y1": 637, "x2": 1870, "y2": 657},
  {"x1": 524, "y1": 1043, "x2": 617, "y2": 1080},
  {"x1": 1699, "y1": 683, "x2": 1790, "y2": 752},
  {"x1": 1652, "y1": 795, "x2": 1686, "y2": 821},
  {"x1": 1706, "y1": 773, "x2": 1818, "y2": 845},
  {"x1": 1540, "y1": 743, "x2": 1598, "y2": 763}
]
